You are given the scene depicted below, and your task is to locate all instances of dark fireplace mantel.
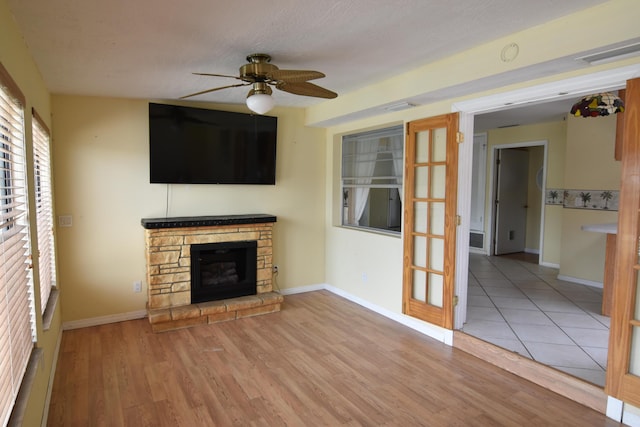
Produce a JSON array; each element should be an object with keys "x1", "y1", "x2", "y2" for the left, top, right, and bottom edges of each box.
[{"x1": 141, "y1": 214, "x2": 277, "y2": 229}]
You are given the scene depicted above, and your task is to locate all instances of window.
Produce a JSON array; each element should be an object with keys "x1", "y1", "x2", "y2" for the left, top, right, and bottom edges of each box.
[
  {"x1": 0, "y1": 63, "x2": 34, "y2": 427},
  {"x1": 32, "y1": 110, "x2": 56, "y2": 315},
  {"x1": 341, "y1": 125, "x2": 404, "y2": 233}
]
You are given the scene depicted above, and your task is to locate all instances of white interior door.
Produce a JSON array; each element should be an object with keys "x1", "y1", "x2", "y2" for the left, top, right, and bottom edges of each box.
[{"x1": 494, "y1": 148, "x2": 529, "y2": 255}]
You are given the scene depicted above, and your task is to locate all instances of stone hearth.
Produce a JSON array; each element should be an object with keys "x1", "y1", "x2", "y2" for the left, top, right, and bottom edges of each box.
[{"x1": 141, "y1": 214, "x2": 282, "y2": 332}]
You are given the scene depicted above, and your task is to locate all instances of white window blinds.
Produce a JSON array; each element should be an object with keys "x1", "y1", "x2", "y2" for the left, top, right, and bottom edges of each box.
[
  {"x1": 0, "y1": 64, "x2": 34, "y2": 427},
  {"x1": 32, "y1": 111, "x2": 56, "y2": 314}
]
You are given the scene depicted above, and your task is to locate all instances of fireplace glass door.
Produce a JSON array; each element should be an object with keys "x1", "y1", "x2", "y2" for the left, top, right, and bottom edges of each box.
[{"x1": 190, "y1": 241, "x2": 257, "y2": 303}]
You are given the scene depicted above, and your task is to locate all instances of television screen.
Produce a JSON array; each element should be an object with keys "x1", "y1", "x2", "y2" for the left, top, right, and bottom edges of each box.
[{"x1": 149, "y1": 103, "x2": 277, "y2": 184}]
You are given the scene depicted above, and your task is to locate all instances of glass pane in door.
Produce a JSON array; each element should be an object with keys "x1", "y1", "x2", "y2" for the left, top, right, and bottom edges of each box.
[
  {"x1": 630, "y1": 272, "x2": 640, "y2": 375},
  {"x1": 415, "y1": 166, "x2": 429, "y2": 198},
  {"x1": 416, "y1": 131, "x2": 430, "y2": 163},
  {"x1": 413, "y1": 236, "x2": 427, "y2": 268},
  {"x1": 428, "y1": 273, "x2": 443, "y2": 307},
  {"x1": 414, "y1": 202, "x2": 428, "y2": 233},
  {"x1": 429, "y1": 238, "x2": 444, "y2": 271},
  {"x1": 412, "y1": 270, "x2": 426, "y2": 302},
  {"x1": 431, "y1": 165, "x2": 446, "y2": 199},
  {"x1": 430, "y1": 202, "x2": 445, "y2": 235},
  {"x1": 432, "y1": 127, "x2": 447, "y2": 162},
  {"x1": 630, "y1": 326, "x2": 640, "y2": 375}
]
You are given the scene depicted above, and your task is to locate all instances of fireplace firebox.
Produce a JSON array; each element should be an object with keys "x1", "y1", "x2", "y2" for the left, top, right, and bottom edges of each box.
[{"x1": 190, "y1": 241, "x2": 257, "y2": 303}]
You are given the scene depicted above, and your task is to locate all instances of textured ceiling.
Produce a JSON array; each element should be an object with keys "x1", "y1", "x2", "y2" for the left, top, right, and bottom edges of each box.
[{"x1": 8, "y1": 0, "x2": 606, "y2": 112}]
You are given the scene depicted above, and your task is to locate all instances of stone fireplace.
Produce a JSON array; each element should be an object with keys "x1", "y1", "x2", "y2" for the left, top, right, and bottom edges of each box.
[{"x1": 141, "y1": 214, "x2": 283, "y2": 332}]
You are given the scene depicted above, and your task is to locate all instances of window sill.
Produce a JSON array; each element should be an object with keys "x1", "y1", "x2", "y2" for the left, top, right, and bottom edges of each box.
[
  {"x1": 339, "y1": 224, "x2": 402, "y2": 238},
  {"x1": 42, "y1": 288, "x2": 59, "y2": 331},
  {"x1": 8, "y1": 348, "x2": 43, "y2": 427}
]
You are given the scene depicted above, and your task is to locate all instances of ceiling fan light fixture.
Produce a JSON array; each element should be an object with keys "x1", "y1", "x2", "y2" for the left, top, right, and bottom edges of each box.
[
  {"x1": 182, "y1": 53, "x2": 337, "y2": 108},
  {"x1": 569, "y1": 92, "x2": 624, "y2": 118},
  {"x1": 246, "y1": 82, "x2": 275, "y2": 114},
  {"x1": 246, "y1": 93, "x2": 274, "y2": 114}
]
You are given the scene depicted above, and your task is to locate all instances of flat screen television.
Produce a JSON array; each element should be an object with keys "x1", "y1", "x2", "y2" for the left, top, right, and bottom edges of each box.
[{"x1": 149, "y1": 103, "x2": 277, "y2": 184}]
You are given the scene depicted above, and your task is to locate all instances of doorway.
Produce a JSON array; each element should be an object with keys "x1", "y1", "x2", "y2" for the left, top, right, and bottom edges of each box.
[
  {"x1": 453, "y1": 67, "x2": 637, "y2": 332},
  {"x1": 463, "y1": 133, "x2": 609, "y2": 387},
  {"x1": 494, "y1": 147, "x2": 529, "y2": 255},
  {"x1": 490, "y1": 143, "x2": 546, "y2": 259}
]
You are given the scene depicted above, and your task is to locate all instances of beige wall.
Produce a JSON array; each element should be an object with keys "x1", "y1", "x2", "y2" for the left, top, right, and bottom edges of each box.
[
  {"x1": 52, "y1": 97, "x2": 327, "y2": 322},
  {"x1": 558, "y1": 114, "x2": 620, "y2": 283},
  {"x1": 1, "y1": 1, "x2": 61, "y2": 426}
]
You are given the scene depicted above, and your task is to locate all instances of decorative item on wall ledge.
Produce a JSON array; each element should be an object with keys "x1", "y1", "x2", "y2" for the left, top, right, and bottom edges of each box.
[
  {"x1": 569, "y1": 92, "x2": 625, "y2": 118},
  {"x1": 545, "y1": 189, "x2": 619, "y2": 211}
]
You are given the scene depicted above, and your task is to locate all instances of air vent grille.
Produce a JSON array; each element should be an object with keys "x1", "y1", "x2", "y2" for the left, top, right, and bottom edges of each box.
[
  {"x1": 576, "y1": 42, "x2": 640, "y2": 65},
  {"x1": 470, "y1": 232, "x2": 484, "y2": 249}
]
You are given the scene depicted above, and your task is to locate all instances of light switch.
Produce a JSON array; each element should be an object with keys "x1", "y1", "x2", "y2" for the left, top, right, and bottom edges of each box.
[{"x1": 58, "y1": 215, "x2": 73, "y2": 227}]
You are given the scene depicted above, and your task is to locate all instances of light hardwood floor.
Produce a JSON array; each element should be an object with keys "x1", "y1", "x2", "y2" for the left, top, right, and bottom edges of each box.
[{"x1": 47, "y1": 291, "x2": 623, "y2": 426}]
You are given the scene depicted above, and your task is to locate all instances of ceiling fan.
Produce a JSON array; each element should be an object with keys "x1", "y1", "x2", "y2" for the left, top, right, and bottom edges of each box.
[{"x1": 181, "y1": 53, "x2": 338, "y2": 114}]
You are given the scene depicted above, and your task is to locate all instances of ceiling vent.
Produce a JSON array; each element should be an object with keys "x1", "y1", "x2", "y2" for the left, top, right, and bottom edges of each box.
[
  {"x1": 383, "y1": 102, "x2": 417, "y2": 112},
  {"x1": 576, "y1": 42, "x2": 640, "y2": 65}
]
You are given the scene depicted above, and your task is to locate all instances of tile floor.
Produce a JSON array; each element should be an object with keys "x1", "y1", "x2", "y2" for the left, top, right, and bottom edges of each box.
[{"x1": 461, "y1": 253, "x2": 609, "y2": 387}]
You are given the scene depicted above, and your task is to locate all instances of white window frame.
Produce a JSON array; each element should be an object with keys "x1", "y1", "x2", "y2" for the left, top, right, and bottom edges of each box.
[
  {"x1": 32, "y1": 109, "x2": 56, "y2": 317},
  {"x1": 341, "y1": 125, "x2": 404, "y2": 234}
]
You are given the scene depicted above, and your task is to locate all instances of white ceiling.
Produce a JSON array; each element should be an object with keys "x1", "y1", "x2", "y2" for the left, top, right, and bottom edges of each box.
[
  {"x1": 7, "y1": 0, "x2": 610, "y2": 124},
  {"x1": 474, "y1": 97, "x2": 576, "y2": 132}
]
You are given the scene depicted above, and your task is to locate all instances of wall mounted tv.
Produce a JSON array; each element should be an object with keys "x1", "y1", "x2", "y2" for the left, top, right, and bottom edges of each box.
[{"x1": 149, "y1": 103, "x2": 277, "y2": 184}]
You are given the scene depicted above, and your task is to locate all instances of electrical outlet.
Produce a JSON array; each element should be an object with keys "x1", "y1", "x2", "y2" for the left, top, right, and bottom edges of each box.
[
  {"x1": 133, "y1": 281, "x2": 142, "y2": 293},
  {"x1": 273, "y1": 265, "x2": 279, "y2": 274},
  {"x1": 361, "y1": 272, "x2": 368, "y2": 283}
]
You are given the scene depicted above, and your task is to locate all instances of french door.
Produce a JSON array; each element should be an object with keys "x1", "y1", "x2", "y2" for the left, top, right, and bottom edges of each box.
[
  {"x1": 402, "y1": 113, "x2": 459, "y2": 329},
  {"x1": 607, "y1": 77, "x2": 640, "y2": 405}
]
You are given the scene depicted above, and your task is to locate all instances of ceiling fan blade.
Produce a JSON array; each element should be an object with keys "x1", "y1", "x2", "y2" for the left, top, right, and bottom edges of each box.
[
  {"x1": 180, "y1": 83, "x2": 249, "y2": 99},
  {"x1": 275, "y1": 81, "x2": 337, "y2": 99},
  {"x1": 193, "y1": 72, "x2": 242, "y2": 80},
  {"x1": 269, "y1": 69, "x2": 325, "y2": 83}
]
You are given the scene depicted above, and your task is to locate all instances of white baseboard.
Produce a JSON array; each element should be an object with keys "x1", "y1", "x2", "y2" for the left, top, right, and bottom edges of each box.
[
  {"x1": 541, "y1": 261, "x2": 560, "y2": 269},
  {"x1": 278, "y1": 283, "x2": 326, "y2": 295},
  {"x1": 623, "y1": 408, "x2": 640, "y2": 427},
  {"x1": 525, "y1": 248, "x2": 540, "y2": 254},
  {"x1": 281, "y1": 283, "x2": 453, "y2": 345},
  {"x1": 62, "y1": 310, "x2": 148, "y2": 330},
  {"x1": 468, "y1": 247, "x2": 487, "y2": 255},
  {"x1": 557, "y1": 274, "x2": 603, "y2": 289},
  {"x1": 606, "y1": 396, "x2": 623, "y2": 422}
]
